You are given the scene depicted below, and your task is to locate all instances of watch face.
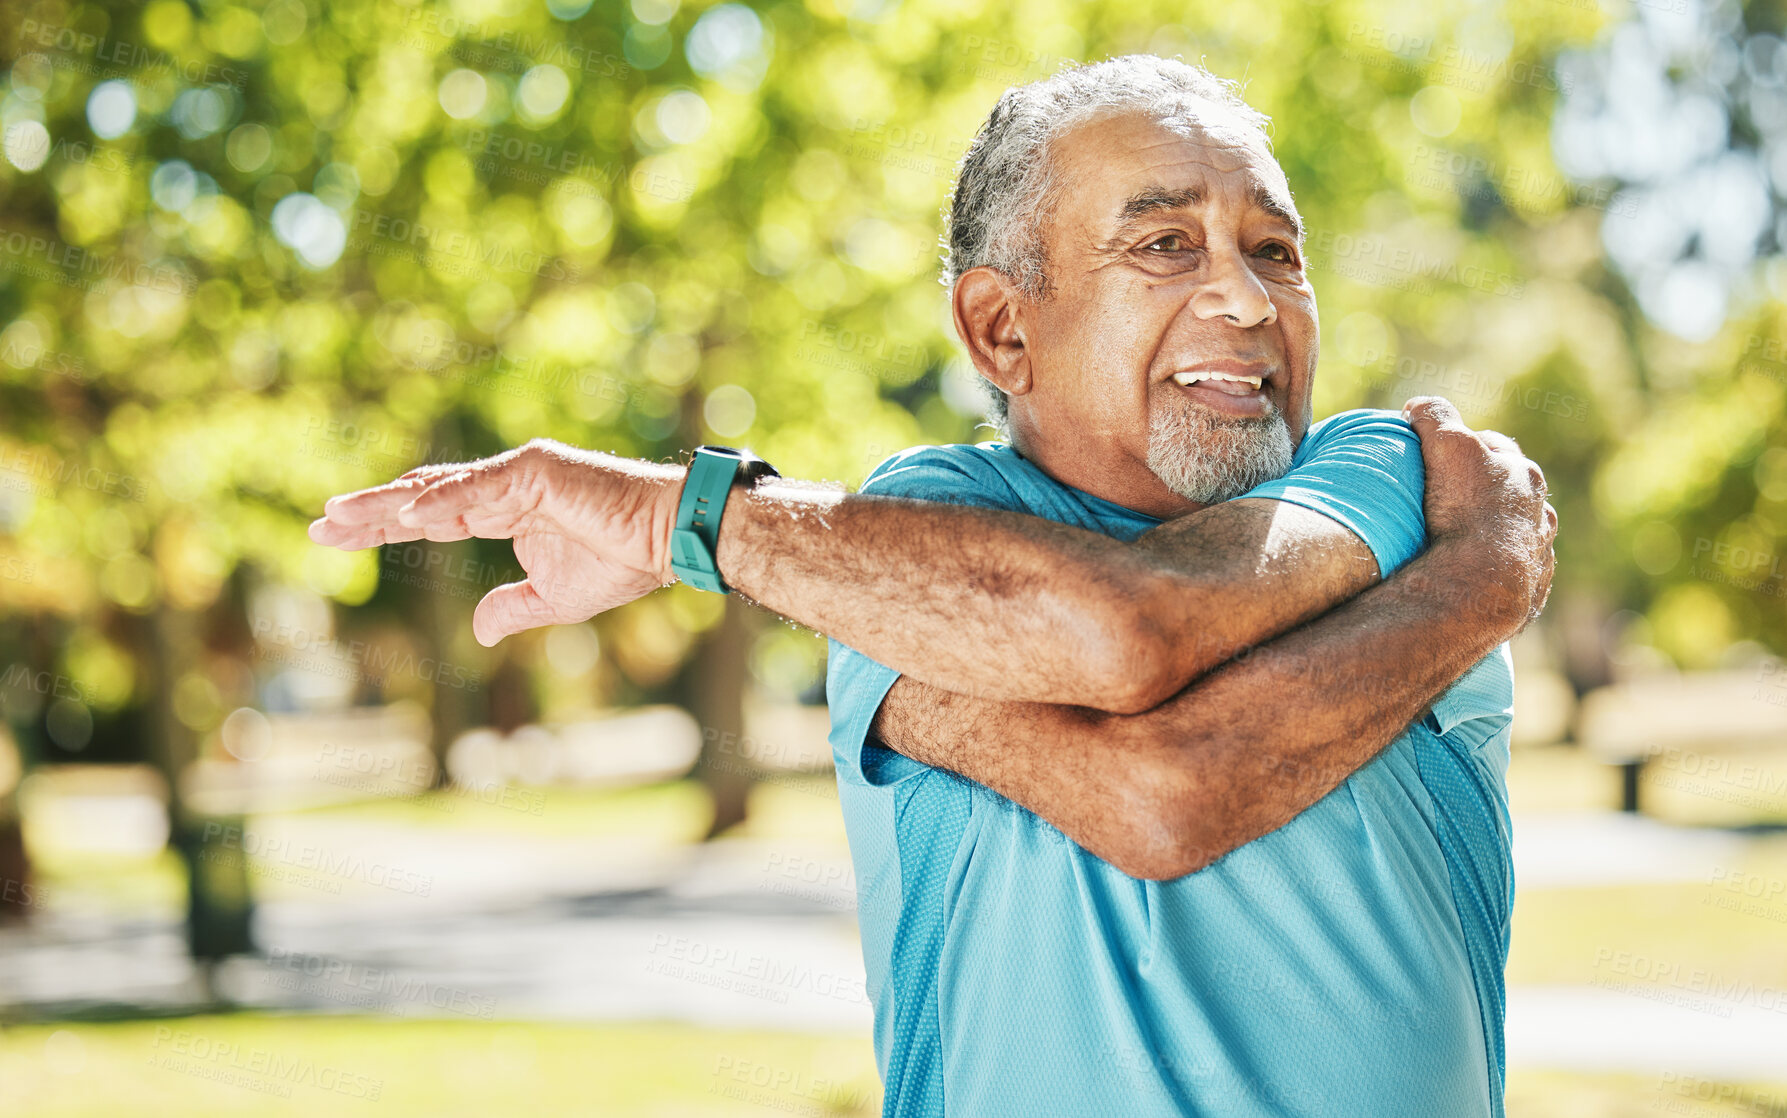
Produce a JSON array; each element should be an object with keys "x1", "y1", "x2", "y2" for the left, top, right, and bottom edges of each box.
[{"x1": 696, "y1": 445, "x2": 778, "y2": 479}]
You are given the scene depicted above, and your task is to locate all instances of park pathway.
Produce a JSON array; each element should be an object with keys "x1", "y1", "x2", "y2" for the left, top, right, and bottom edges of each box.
[{"x1": 2, "y1": 808, "x2": 1783, "y2": 1081}]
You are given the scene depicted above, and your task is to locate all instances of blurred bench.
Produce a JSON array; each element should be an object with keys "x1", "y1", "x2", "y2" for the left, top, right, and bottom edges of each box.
[{"x1": 1576, "y1": 667, "x2": 1787, "y2": 813}]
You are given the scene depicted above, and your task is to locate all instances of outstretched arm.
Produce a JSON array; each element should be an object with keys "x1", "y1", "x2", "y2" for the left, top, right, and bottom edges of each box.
[
  {"x1": 309, "y1": 400, "x2": 1541, "y2": 715},
  {"x1": 867, "y1": 405, "x2": 1555, "y2": 879},
  {"x1": 310, "y1": 440, "x2": 1379, "y2": 714}
]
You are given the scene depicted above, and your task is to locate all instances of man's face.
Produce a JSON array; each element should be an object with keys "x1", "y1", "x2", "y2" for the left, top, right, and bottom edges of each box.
[{"x1": 1009, "y1": 110, "x2": 1319, "y2": 514}]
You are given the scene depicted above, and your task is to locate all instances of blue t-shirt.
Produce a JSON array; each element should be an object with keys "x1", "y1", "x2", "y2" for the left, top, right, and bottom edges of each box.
[{"x1": 825, "y1": 409, "x2": 1516, "y2": 1118}]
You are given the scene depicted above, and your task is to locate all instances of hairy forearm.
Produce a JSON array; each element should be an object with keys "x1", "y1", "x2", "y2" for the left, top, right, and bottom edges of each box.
[
  {"x1": 715, "y1": 479, "x2": 1380, "y2": 714},
  {"x1": 872, "y1": 536, "x2": 1517, "y2": 879}
]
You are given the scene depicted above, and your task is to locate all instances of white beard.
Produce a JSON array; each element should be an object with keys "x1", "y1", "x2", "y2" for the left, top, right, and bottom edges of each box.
[{"x1": 1146, "y1": 398, "x2": 1295, "y2": 504}]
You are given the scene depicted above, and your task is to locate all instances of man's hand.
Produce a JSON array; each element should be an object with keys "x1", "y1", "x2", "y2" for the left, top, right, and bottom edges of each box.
[
  {"x1": 308, "y1": 439, "x2": 686, "y2": 647},
  {"x1": 1403, "y1": 396, "x2": 1557, "y2": 631}
]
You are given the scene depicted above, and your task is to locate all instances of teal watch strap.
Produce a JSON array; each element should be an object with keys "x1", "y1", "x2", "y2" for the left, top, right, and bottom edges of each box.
[{"x1": 670, "y1": 446, "x2": 773, "y2": 593}]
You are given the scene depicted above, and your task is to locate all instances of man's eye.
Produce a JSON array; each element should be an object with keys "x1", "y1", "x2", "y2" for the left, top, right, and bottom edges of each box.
[
  {"x1": 1256, "y1": 242, "x2": 1295, "y2": 263},
  {"x1": 1145, "y1": 234, "x2": 1188, "y2": 253}
]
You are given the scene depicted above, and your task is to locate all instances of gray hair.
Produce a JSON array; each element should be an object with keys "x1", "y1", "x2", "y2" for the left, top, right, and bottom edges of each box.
[{"x1": 941, "y1": 55, "x2": 1276, "y2": 440}]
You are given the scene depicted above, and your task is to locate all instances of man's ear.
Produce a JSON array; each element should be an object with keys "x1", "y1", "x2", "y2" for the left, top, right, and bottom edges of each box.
[{"x1": 951, "y1": 266, "x2": 1032, "y2": 397}]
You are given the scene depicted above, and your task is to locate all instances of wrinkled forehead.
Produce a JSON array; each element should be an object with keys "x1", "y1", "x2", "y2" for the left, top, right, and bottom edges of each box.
[{"x1": 1050, "y1": 106, "x2": 1298, "y2": 232}]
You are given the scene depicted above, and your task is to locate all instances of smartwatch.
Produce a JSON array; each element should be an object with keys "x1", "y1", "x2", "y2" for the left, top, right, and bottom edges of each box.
[{"x1": 669, "y1": 445, "x2": 779, "y2": 593}]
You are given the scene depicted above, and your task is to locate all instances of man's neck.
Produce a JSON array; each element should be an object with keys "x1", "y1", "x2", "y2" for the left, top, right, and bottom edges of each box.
[{"x1": 1006, "y1": 436, "x2": 1208, "y2": 521}]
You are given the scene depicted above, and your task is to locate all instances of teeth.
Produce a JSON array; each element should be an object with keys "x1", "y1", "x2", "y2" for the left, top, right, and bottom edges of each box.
[{"x1": 1173, "y1": 371, "x2": 1264, "y2": 389}]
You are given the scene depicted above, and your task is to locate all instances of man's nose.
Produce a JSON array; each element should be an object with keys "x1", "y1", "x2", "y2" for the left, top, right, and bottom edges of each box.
[{"x1": 1190, "y1": 248, "x2": 1277, "y2": 328}]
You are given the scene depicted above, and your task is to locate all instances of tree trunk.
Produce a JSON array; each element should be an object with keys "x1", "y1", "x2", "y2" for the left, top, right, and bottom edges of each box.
[
  {"x1": 417, "y1": 539, "x2": 487, "y2": 785},
  {"x1": 148, "y1": 605, "x2": 255, "y2": 975},
  {"x1": 0, "y1": 810, "x2": 29, "y2": 923},
  {"x1": 677, "y1": 596, "x2": 759, "y2": 839}
]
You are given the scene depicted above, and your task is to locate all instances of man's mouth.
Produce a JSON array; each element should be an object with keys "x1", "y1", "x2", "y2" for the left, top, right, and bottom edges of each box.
[
  {"x1": 1171, "y1": 370, "x2": 1264, "y2": 395},
  {"x1": 1166, "y1": 362, "x2": 1278, "y2": 417}
]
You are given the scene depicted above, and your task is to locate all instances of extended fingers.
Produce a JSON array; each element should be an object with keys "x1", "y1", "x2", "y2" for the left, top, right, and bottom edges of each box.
[
  {"x1": 311, "y1": 450, "x2": 537, "y2": 552},
  {"x1": 398, "y1": 460, "x2": 536, "y2": 540},
  {"x1": 310, "y1": 464, "x2": 475, "y2": 551},
  {"x1": 307, "y1": 516, "x2": 429, "y2": 550},
  {"x1": 318, "y1": 474, "x2": 437, "y2": 530}
]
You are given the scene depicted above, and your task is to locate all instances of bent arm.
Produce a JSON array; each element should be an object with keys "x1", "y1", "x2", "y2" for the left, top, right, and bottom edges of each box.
[
  {"x1": 868, "y1": 535, "x2": 1514, "y2": 880},
  {"x1": 717, "y1": 481, "x2": 1380, "y2": 715}
]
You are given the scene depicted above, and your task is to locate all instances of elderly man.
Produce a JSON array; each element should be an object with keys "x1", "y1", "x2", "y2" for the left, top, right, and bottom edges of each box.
[{"x1": 313, "y1": 56, "x2": 1554, "y2": 1117}]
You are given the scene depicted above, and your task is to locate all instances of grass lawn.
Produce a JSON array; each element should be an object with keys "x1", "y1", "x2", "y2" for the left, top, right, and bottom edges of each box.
[
  {"x1": 0, "y1": 1016, "x2": 882, "y2": 1118},
  {"x1": 4, "y1": 1014, "x2": 1781, "y2": 1117}
]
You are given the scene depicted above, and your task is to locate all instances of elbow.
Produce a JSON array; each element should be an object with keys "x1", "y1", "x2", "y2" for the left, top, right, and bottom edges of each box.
[
  {"x1": 1111, "y1": 826, "x2": 1229, "y2": 882},
  {"x1": 1104, "y1": 825, "x2": 1226, "y2": 882},
  {"x1": 1082, "y1": 596, "x2": 1184, "y2": 716},
  {"x1": 1096, "y1": 768, "x2": 1235, "y2": 881}
]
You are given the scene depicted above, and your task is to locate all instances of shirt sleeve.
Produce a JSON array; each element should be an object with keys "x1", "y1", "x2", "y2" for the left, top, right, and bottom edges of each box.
[
  {"x1": 1242, "y1": 408, "x2": 1514, "y2": 741},
  {"x1": 1241, "y1": 408, "x2": 1428, "y2": 579},
  {"x1": 824, "y1": 445, "x2": 1034, "y2": 788}
]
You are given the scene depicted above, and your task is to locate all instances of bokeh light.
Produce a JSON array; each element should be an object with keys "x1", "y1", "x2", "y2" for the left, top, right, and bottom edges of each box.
[
  {"x1": 438, "y1": 69, "x2": 489, "y2": 120},
  {"x1": 270, "y1": 191, "x2": 348, "y2": 268},
  {"x1": 85, "y1": 81, "x2": 137, "y2": 140},
  {"x1": 2, "y1": 119, "x2": 49, "y2": 172}
]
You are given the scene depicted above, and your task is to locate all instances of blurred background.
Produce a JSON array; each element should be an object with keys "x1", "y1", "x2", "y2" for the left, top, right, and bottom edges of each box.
[{"x1": 2, "y1": 0, "x2": 1786, "y2": 1113}]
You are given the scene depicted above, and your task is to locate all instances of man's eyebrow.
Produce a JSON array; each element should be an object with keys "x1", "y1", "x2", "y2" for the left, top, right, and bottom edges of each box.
[
  {"x1": 1117, "y1": 186, "x2": 1203, "y2": 221},
  {"x1": 1108, "y1": 182, "x2": 1305, "y2": 243},
  {"x1": 1252, "y1": 183, "x2": 1305, "y2": 243}
]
